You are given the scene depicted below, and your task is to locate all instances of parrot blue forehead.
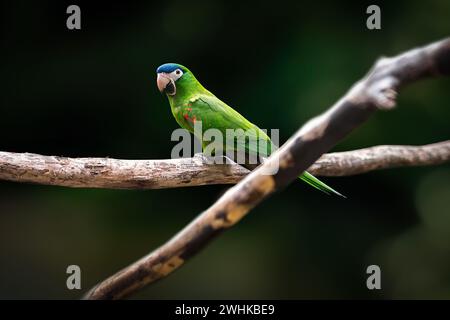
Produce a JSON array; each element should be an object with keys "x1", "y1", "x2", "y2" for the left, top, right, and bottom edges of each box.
[{"x1": 156, "y1": 63, "x2": 186, "y2": 74}]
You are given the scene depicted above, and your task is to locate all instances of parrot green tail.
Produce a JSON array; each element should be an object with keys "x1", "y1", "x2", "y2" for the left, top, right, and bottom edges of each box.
[{"x1": 299, "y1": 171, "x2": 346, "y2": 198}]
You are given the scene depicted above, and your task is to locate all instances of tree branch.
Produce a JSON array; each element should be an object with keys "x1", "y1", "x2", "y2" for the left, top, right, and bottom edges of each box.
[
  {"x1": 1, "y1": 140, "x2": 449, "y2": 190},
  {"x1": 308, "y1": 140, "x2": 450, "y2": 176},
  {"x1": 79, "y1": 37, "x2": 450, "y2": 299}
]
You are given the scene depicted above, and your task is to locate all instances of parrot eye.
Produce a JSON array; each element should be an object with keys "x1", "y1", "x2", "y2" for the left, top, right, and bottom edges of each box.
[{"x1": 172, "y1": 69, "x2": 183, "y2": 81}]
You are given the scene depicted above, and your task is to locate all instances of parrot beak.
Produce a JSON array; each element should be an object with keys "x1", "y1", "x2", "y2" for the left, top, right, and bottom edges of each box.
[{"x1": 157, "y1": 73, "x2": 176, "y2": 95}]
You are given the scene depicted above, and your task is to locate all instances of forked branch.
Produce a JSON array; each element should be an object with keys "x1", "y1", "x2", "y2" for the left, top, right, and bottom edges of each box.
[{"x1": 80, "y1": 37, "x2": 450, "y2": 299}]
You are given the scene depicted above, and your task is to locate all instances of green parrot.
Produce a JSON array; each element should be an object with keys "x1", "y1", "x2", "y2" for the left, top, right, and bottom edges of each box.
[{"x1": 156, "y1": 63, "x2": 344, "y2": 197}]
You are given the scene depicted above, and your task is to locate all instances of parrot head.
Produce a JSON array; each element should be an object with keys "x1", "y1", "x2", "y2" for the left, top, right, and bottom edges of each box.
[{"x1": 156, "y1": 63, "x2": 191, "y2": 96}]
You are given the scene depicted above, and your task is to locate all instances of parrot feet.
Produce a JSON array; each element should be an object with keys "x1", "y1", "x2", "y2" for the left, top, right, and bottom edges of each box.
[{"x1": 194, "y1": 153, "x2": 237, "y2": 165}]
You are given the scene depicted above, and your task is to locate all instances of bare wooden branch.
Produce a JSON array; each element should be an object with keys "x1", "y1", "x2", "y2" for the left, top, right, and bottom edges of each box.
[
  {"x1": 308, "y1": 140, "x2": 450, "y2": 176},
  {"x1": 81, "y1": 38, "x2": 450, "y2": 299},
  {"x1": 1, "y1": 140, "x2": 449, "y2": 189}
]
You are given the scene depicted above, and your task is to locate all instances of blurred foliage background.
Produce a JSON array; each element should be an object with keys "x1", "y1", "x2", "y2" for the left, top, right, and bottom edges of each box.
[{"x1": 1, "y1": 0, "x2": 449, "y2": 299}]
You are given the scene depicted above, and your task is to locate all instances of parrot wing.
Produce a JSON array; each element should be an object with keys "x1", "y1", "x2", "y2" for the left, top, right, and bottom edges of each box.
[
  {"x1": 187, "y1": 94, "x2": 345, "y2": 198},
  {"x1": 187, "y1": 94, "x2": 273, "y2": 158}
]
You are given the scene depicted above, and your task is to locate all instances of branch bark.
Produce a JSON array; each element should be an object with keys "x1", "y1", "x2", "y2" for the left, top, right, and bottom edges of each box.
[
  {"x1": 1, "y1": 140, "x2": 449, "y2": 189},
  {"x1": 79, "y1": 37, "x2": 450, "y2": 299}
]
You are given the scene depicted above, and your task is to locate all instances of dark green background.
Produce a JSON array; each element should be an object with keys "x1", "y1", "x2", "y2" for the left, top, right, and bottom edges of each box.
[{"x1": 1, "y1": 0, "x2": 449, "y2": 299}]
